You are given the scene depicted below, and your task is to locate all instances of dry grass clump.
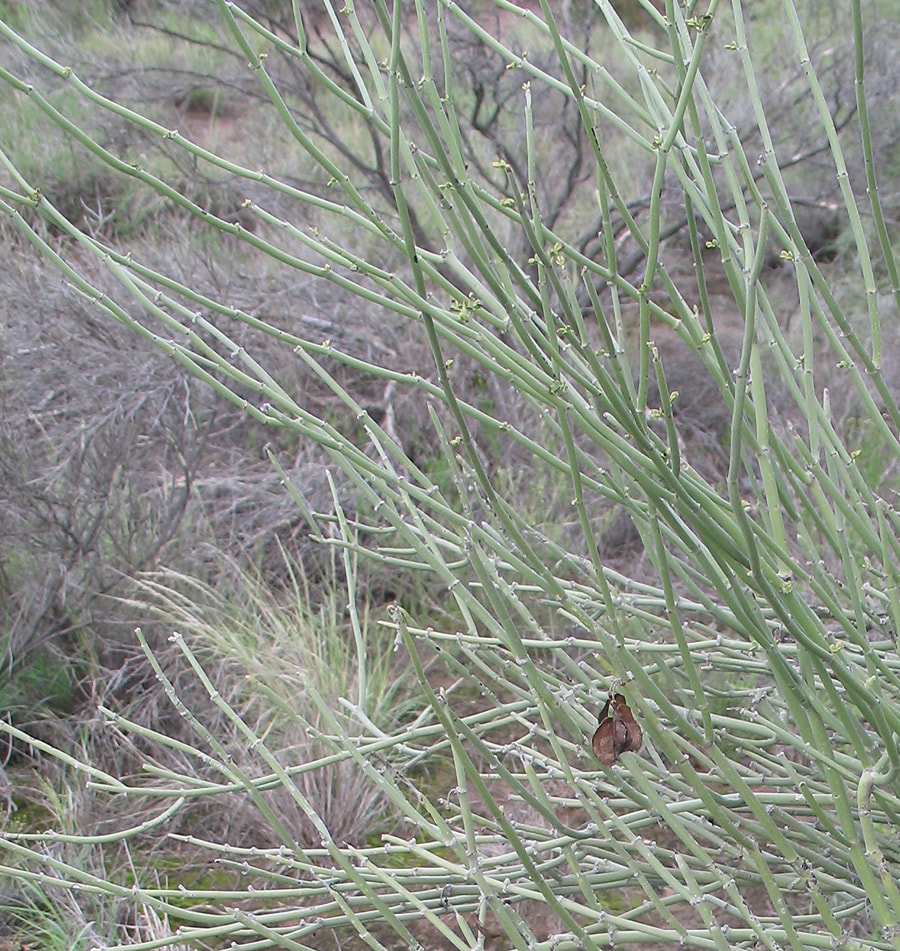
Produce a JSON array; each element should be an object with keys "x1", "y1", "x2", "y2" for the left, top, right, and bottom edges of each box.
[{"x1": 111, "y1": 551, "x2": 427, "y2": 850}]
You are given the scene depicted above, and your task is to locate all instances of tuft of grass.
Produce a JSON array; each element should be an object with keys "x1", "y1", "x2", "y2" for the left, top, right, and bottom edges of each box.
[
  {"x1": 119, "y1": 546, "x2": 430, "y2": 850},
  {"x1": 0, "y1": 775, "x2": 191, "y2": 950},
  {"x1": 0, "y1": 645, "x2": 79, "y2": 721}
]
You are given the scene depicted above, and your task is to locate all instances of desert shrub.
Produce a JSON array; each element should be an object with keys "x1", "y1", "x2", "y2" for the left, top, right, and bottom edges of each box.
[{"x1": 1, "y1": 2, "x2": 899, "y2": 949}]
